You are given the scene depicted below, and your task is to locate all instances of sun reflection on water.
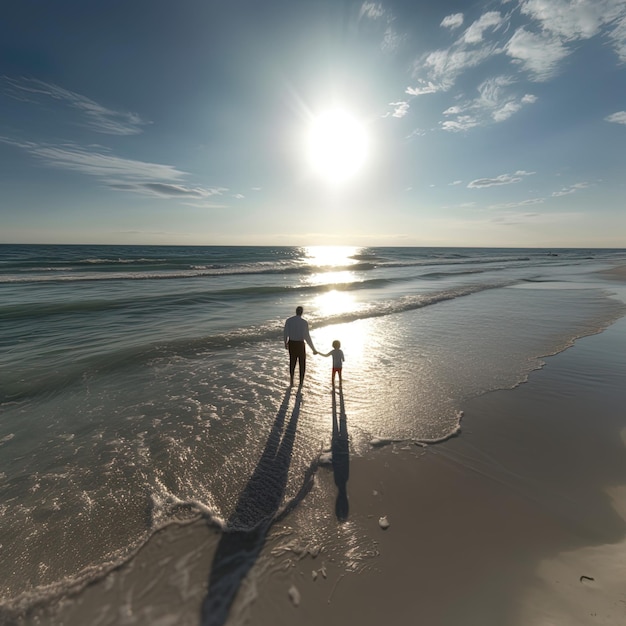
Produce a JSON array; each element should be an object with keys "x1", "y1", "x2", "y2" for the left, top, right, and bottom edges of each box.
[
  {"x1": 313, "y1": 319, "x2": 367, "y2": 364},
  {"x1": 303, "y1": 245, "x2": 361, "y2": 268},
  {"x1": 303, "y1": 246, "x2": 364, "y2": 305},
  {"x1": 313, "y1": 289, "x2": 355, "y2": 316}
]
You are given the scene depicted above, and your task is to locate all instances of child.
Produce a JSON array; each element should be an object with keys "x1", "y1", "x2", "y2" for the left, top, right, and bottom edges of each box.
[{"x1": 320, "y1": 340, "x2": 345, "y2": 386}]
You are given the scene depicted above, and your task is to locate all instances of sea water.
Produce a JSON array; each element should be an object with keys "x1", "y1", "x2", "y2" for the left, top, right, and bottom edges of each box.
[{"x1": 1, "y1": 244, "x2": 625, "y2": 617}]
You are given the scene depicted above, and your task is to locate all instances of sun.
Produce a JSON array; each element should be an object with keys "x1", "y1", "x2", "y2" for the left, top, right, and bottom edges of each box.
[{"x1": 305, "y1": 109, "x2": 368, "y2": 183}]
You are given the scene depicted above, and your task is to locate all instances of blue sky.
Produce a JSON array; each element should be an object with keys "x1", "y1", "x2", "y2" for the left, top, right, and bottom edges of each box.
[{"x1": 1, "y1": 0, "x2": 625, "y2": 247}]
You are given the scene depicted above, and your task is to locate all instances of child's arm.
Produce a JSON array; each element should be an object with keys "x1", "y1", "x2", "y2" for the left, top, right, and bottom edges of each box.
[{"x1": 318, "y1": 351, "x2": 330, "y2": 357}]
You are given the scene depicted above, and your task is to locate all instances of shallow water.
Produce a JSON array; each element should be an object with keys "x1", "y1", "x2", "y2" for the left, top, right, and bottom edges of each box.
[{"x1": 1, "y1": 244, "x2": 625, "y2": 617}]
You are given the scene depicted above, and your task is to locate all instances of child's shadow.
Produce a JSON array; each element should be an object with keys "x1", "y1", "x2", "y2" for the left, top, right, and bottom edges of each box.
[{"x1": 331, "y1": 384, "x2": 350, "y2": 521}]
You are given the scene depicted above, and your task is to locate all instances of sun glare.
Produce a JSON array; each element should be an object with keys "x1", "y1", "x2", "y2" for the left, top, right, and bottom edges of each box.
[
  {"x1": 304, "y1": 245, "x2": 360, "y2": 268},
  {"x1": 306, "y1": 110, "x2": 368, "y2": 183}
]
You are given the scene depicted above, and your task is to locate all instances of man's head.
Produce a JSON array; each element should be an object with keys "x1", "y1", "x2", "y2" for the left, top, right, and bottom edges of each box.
[{"x1": 296, "y1": 306, "x2": 303, "y2": 316}]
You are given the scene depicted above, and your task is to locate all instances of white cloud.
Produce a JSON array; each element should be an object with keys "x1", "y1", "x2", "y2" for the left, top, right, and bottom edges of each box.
[
  {"x1": 441, "y1": 13, "x2": 464, "y2": 30},
  {"x1": 406, "y1": 81, "x2": 440, "y2": 95},
  {"x1": 605, "y1": 110, "x2": 626, "y2": 124},
  {"x1": 382, "y1": 26, "x2": 404, "y2": 53},
  {"x1": 360, "y1": 2, "x2": 385, "y2": 20},
  {"x1": 407, "y1": 9, "x2": 512, "y2": 96},
  {"x1": 520, "y1": 0, "x2": 624, "y2": 41},
  {"x1": 440, "y1": 115, "x2": 480, "y2": 132},
  {"x1": 488, "y1": 198, "x2": 546, "y2": 209},
  {"x1": 0, "y1": 137, "x2": 225, "y2": 200},
  {"x1": 1, "y1": 77, "x2": 148, "y2": 135},
  {"x1": 359, "y1": 2, "x2": 402, "y2": 53},
  {"x1": 441, "y1": 76, "x2": 538, "y2": 130},
  {"x1": 401, "y1": 0, "x2": 626, "y2": 120},
  {"x1": 142, "y1": 183, "x2": 226, "y2": 198},
  {"x1": 411, "y1": 44, "x2": 498, "y2": 94},
  {"x1": 492, "y1": 93, "x2": 537, "y2": 121},
  {"x1": 551, "y1": 182, "x2": 590, "y2": 196},
  {"x1": 388, "y1": 101, "x2": 410, "y2": 117},
  {"x1": 609, "y1": 15, "x2": 626, "y2": 62},
  {"x1": 505, "y1": 27, "x2": 569, "y2": 80},
  {"x1": 492, "y1": 101, "x2": 523, "y2": 122},
  {"x1": 476, "y1": 75, "x2": 514, "y2": 107},
  {"x1": 468, "y1": 170, "x2": 535, "y2": 188},
  {"x1": 450, "y1": 180, "x2": 463, "y2": 186},
  {"x1": 462, "y1": 12, "x2": 505, "y2": 44},
  {"x1": 520, "y1": 0, "x2": 626, "y2": 63}
]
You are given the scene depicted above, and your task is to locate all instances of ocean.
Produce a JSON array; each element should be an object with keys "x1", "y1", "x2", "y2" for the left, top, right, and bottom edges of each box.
[{"x1": 1, "y1": 244, "x2": 626, "y2": 622}]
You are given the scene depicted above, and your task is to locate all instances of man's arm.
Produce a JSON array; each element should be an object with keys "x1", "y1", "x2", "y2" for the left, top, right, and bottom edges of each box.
[{"x1": 303, "y1": 321, "x2": 316, "y2": 353}]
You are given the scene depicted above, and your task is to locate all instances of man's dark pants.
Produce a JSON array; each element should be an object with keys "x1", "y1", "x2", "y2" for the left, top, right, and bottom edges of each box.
[{"x1": 288, "y1": 340, "x2": 306, "y2": 385}]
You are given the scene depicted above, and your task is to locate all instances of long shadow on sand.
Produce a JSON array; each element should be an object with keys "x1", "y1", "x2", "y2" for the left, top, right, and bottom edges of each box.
[
  {"x1": 201, "y1": 387, "x2": 301, "y2": 626},
  {"x1": 331, "y1": 384, "x2": 350, "y2": 522}
]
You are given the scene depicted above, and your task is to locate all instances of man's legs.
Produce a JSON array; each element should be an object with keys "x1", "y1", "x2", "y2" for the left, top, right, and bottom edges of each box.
[
  {"x1": 289, "y1": 351, "x2": 296, "y2": 386},
  {"x1": 288, "y1": 341, "x2": 306, "y2": 386},
  {"x1": 298, "y1": 351, "x2": 306, "y2": 385}
]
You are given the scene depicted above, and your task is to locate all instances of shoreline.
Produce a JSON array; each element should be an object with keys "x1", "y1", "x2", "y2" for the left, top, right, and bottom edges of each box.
[
  {"x1": 10, "y1": 272, "x2": 626, "y2": 625},
  {"x1": 251, "y1": 314, "x2": 626, "y2": 626}
]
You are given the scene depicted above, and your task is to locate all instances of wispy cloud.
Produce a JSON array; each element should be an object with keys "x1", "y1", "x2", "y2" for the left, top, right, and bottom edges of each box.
[
  {"x1": 392, "y1": 0, "x2": 626, "y2": 134},
  {"x1": 359, "y1": 2, "x2": 403, "y2": 53},
  {"x1": 440, "y1": 76, "x2": 538, "y2": 130},
  {"x1": 609, "y1": 14, "x2": 626, "y2": 62},
  {"x1": 406, "y1": 81, "x2": 440, "y2": 96},
  {"x1": 441, "y1": 13, "x2": 464, "y2": 30},
  {"x1": 359, "y1": 1, "x2": 385, "y2": 20},
  {"x1": 441, "y1": 115, "x2": 481, "y2": 132},
  {"x1": 520, "y1": 0, "x2": 625, "y2": 42},
  {"x1": 513, "y1": 0, "x2": 626, "y2": 73},
  {"x1": 468, "y1": 170, "x2": 535, "y2": 188},
  {"x1": 386, "y1": 101, "x2": 410, "y2": 118},
  {"x1": 551, "y1": 182, "x2": 590, "y2": 197},
  {"x1": 462, "y1": 11, "x2": 505, "y2": 44},
  {"x1": 409, "y1": 37, "x2": 500, "y2": 94},
  {"x1": 406, "y1": 9, "x2": 508, "y2": 97},
  {"x1": 605, "y1": 110, "x2": 626, "y2": 124},
  {"x1": 1, "y1": 76, "x2": 149, "y2": 135},
  {"x1": 505, "y1": 27, "x2": 569, "y2": 80},
  {"x1": 0, "y1": 137, "x2": 226, "y2": 200},
  {"x1": 488, "y1": 198, "x2": 545, "y2": 209},
  {"x1": 493, "y1": 93, "x2": 538, "y2": 121},
  {"x1": 141, "y1": 183, "x2": 227, "y2": 198}
]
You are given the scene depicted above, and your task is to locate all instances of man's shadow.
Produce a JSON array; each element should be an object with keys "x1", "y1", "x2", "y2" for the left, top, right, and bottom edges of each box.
[
  {"x1": 331, "y1": 383, "x2": 350, "y2": 522},
  {"x1": 201, "y1": 387, "x2": 301, "y2": 626}
]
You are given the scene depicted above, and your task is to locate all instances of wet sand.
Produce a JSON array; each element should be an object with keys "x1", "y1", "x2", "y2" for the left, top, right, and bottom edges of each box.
[
  {"x1": 250, "y1": 280, "x2": 626, "y2": 625},
  {"x1": 18, "y1": 271, "x2": 626, "y2": 626}
]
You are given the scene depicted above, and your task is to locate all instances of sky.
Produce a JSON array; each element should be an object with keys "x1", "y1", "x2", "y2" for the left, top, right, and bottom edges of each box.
[{"x1": 1, "y1": 0, "x2": 625, "y2": 247}]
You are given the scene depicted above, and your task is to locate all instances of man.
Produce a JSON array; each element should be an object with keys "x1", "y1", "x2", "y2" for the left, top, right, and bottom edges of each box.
[{"x1": 283, "y1": 306, "x2": 317, "y2": 386}]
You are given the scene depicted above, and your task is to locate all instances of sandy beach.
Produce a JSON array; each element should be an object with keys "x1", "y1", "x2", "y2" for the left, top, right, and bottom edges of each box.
[
  {"x1": 250, "y1": 311, "x2": 626, "y2": 626},
  {"x1": 23, "y1": 268, "x2": 625, "y2": 626}
]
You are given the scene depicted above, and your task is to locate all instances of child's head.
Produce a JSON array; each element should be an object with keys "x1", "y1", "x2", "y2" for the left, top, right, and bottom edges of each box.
[{"x1": 332, "y1": 340, "x2": 341, "y2": 349}]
